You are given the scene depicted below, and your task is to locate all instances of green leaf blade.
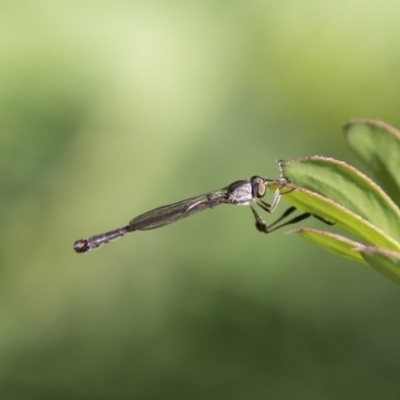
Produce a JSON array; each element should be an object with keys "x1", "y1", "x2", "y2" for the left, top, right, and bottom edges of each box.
[
  {"x1": 279, "y1": 157, "x2": 400, "y2": 243},
  {"x1": 356, "y1": 246, "x2": 400, "y2": 285},
  {"x1": 289, "y1": 228, "x2": 367, "y2": 264},
  {"x1": 268, "y1": 182, "x2": 400, "y2": 252},
  {"x1": 344, "y1": 119, "x2": 400, "y2": 206}
]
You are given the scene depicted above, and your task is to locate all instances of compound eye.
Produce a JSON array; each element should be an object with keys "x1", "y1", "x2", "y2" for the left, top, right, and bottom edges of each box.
[
  {"x1": 251, "y1": 176, "x2": 266, "y2": 198},
  {"x1": 257, "y1": 182, "x2": 266, "y2": 197}
]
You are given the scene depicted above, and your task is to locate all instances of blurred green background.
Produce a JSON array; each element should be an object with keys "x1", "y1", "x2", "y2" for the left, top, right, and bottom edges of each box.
[{"x1": 2, "y1": 1, "x2": 400, "y2": 399}]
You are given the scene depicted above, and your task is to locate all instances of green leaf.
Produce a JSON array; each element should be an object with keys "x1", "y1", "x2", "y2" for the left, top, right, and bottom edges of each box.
[
  {"x1": 288, "y1": 227, "x2": 367, "y2": 264},
  {"x1": 278, "y1": 157, "x2": 400, "y2": 243},
  {"x1": 356, "y1": 246, "x2": 400, "y2": 285},
  {"x1": 344, "y1": 119, "x2": 400, "y2": 206},
  {"x1": 268, "y1": 182, "x2": 400, "y2": 252}
]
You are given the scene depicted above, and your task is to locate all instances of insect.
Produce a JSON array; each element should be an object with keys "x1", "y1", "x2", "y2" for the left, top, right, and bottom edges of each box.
[{"x1": 73, "y1": 174, "x2": 304, "y2": 253}]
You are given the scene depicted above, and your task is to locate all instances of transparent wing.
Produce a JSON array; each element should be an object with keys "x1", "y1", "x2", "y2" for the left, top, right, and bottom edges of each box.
[{"x1": 129, "y1": 187, "x2": 230, "y2": 231}]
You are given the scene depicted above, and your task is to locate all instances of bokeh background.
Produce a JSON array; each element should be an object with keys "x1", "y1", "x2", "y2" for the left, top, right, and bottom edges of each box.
[{"x1": 2, "y1": 1, "x2": 400, "y2": 399}]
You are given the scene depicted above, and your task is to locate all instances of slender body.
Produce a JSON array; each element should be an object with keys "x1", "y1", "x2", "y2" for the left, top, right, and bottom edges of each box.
[{"x1": 73, "y1": 176, "x2": 286, "y2": 253}]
